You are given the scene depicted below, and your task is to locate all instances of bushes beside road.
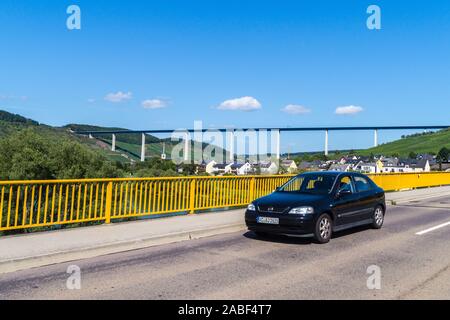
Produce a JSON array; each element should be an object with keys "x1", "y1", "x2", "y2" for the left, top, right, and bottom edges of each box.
[{"x1": 0, "y1": 128, "x2": 124, "y2": 180}]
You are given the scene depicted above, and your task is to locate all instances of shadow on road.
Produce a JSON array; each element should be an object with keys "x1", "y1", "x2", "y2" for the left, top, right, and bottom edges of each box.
[{"x1": 243, "y1": 225, "x2": 372, "y2": 245}]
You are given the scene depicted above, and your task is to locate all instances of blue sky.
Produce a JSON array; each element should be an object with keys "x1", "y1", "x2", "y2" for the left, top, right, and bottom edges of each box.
[{"x1": 1, "y1": 0, "x2": 450, "y2": 153}]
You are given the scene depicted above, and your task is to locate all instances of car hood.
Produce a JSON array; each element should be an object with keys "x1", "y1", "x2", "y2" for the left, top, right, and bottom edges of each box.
[{"x1": 254, "y1": 192, "x2": 327, "y2": 211}]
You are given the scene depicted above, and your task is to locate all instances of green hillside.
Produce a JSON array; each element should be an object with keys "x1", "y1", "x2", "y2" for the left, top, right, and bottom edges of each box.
[
  {"x1": 0, "y1": 115, "x2": 123, "y2": 180},
  {"x1": 0, "y1": 112, "x2": 135, "y2": 167},
  {"x1": 360, "y1": 129, "x2": 450, "y2": 157},
  {"x1": 0, "y1": 110, "x2": 226, "y2": 180},
  {"x1": 0, "y1": 110, "x2": 228, "y2": 165},
  {"x1": 0, "y1": 110, "x2": 39, "y2": 126}
]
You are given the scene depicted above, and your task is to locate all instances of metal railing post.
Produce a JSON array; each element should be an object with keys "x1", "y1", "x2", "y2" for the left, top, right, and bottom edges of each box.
[
  {"x1": 104, "y1": 182, "x2": 113, "y2": 224},
  {"x1": 249, "y1": 176, "x2": 256, "y2": 203},
  {"x1": 189, "y1": 178, "x2": 196, "y2": 214}
]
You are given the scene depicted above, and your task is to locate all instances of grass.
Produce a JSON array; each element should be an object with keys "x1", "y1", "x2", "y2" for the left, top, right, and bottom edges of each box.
[{"x1": 358, "y1": 129, "x2": 450, "y2": 157}]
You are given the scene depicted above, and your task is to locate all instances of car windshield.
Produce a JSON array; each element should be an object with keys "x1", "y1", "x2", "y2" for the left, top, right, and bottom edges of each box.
[{"x1": 278, "y1": 174, "x2": 336, "y2": 195}]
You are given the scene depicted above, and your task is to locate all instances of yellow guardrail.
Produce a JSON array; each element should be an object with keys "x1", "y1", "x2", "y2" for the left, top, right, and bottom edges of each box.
[
  {"x1": 1, "y1": 172, "x2": 450, "y2": 233},
  {"x1": 368, "y1": 172, "x2": 450, "y2": 191},
  {"x1": 0, "y1": 175, "x2": 292, "y2": 232}
]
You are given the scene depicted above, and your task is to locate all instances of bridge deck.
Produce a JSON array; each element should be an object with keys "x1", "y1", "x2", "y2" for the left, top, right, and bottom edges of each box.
[
  {"x1": 74, "y1": 125, "x2": 450, "y2": 135},
  {"x1": 1, "y1": 186, "x2": 450, "y2": 299},
  {"x1": 1, "y1": 186, "x2": 450, "y2": 276}
]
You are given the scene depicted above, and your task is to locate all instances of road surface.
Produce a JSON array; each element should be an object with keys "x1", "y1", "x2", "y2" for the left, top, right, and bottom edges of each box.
[{"x1": 1, "y1": 195, "x2": 450, "y2": 300}]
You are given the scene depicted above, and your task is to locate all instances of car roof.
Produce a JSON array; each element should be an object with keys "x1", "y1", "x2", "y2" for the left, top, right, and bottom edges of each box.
[
  {"x1": 298, "y1": 171, "x2": 366, "y2": 178},
  {"x1": 298, "y1": 171, "x2": 341, "y2": 177}
]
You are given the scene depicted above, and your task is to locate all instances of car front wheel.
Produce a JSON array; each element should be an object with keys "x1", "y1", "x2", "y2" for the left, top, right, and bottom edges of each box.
[
  {"x1": 314, "y1": 214, "x2": 332, "y2": 244},
  {"x1": 372, "y1": 205, "x2": 384, "y2": 229}
]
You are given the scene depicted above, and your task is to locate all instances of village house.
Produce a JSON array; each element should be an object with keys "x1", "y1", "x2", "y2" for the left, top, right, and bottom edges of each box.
[
  {"x1": 210, "y1": 162, "x2": 232, "y2": 175},
  {"x1": 298, "y1": 160, "x2": 327, "y2": 171},
  {"x1": 380, "y1": 157, "x2": 399, "y2": 168},
  {"x1": 431, "y1": 162, "x2": 450, "y2": 171},
  {"x1": 206, "y1": 161, "x2": 253, "y2": 175},
  {"x1": 405, "y1": 159, "x2": 431, "y2": 172},
  {"x1": 233, "y1": 162, "x2": 253, "y2": 175},
  {"x1": 258, "y1": 161, "x2": 279, "y2": 175},
  {"x1": 338, "y1": 155, "x2": 365, "y2": 166},
  {"x1": 328, "y1": 163, "x2": 352, "y2": 172},
  {"x1": 417, "y1": 154, "x2": 436, "y2": 164},
  {"x1": 280, "y1": 159, "x2": 298, "y2": 173},
  {"x1": 380, "y1": 159, "x2": 430, "y2": 173},
  {"x1": 205, "y1": 160, "x2": 218, "y2": 175},
  {"x1": 354, "y1": 160, "x2": 384, "y2": 173}
]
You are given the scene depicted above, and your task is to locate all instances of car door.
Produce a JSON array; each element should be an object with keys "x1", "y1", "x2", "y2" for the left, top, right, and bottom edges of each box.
[
  {"x1": 352, "y1": 175, "x2": 377, "y2": 221},
  {"x1": 332, "y1": 175, "x2": 363, "y2": 226}
]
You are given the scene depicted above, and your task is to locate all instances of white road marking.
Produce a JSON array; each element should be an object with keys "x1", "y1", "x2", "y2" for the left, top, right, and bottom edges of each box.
[{"x1": 416, "y1": 221, "x2": 450, "y2": 236}]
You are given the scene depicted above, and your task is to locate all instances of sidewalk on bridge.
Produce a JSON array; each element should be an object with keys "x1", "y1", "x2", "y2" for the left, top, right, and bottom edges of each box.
[
  {"x1": 0, "y1": 209, "x2": 247, "y2": 274},
  {"x1": 1, "y1": 186, "x2": 450, "y2": 274},
  {"x1": 385, "y1": 185, "x2": 450, "y2": 204}
]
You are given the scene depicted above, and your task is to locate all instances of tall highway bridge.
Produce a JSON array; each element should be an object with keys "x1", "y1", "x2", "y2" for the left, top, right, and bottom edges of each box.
[{"x1": 74, "y1": 125, "x2": 450, "y2": 161}]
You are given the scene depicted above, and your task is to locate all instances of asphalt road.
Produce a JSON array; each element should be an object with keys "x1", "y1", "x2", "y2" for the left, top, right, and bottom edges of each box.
[{"x1": 1, "y1": 195, "x2": 450, "y2": 300}]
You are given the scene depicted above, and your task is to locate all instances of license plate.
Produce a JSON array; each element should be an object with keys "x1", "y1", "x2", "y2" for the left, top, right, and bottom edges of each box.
[{"x1": 257, "y1": 216, "x2": 279, "y2": 225}]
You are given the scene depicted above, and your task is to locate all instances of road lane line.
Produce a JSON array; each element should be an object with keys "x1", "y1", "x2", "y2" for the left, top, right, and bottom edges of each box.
[{"x1": 416, "y1": 221, "x2": 450, "y2": 235}]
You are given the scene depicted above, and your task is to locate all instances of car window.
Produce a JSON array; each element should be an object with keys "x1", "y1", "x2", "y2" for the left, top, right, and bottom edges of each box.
[
  {"x1": 282, "y1": 176, "x2": 304, "y2": 192},
  {"x1": 304, "y1": 176, "x2": 334, "y2": 193},
  {"x1": 354, "y1": 176, "x2": 372, "y2": 192},
  {"x1": 280, "y1": 174, "x2": 335, "y2": 194},
  {"x1": 338, "y1": 176, "x2": 354, "y2": 193}
]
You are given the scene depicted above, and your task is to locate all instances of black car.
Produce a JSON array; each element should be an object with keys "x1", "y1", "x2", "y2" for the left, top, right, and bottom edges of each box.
[{"x1": 245, "y1": 171, "x2": 386, "y2": 243}]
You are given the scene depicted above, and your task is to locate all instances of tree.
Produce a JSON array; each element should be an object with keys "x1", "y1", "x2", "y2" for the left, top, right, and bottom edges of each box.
[
  {"x1": 0, "y1": 128, "x2": 124, "y2": 180},
  {"x1": 312, "y1": 153, "x2": 328, "y2": 161},
  {"x1": 0, "y1": 129, "x2": 54, "y2": 180},
  {"x1": 408, "y1": 151, "x2": 417, "y2": 160},
  {"x1": 437, "y1": 147, "x2": 450, "y2": 171},
  {"x1": 178, "y1": 163, "x2": 198, "y2": 176}
]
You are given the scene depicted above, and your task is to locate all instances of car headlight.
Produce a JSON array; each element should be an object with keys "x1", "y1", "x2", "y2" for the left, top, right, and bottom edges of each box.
[
  {"x1": 288, "y1": 206, "x2": 314, "y2": 214},
  {"x1": 247, "y1": 203, "x2": 256, "y2": 211}
]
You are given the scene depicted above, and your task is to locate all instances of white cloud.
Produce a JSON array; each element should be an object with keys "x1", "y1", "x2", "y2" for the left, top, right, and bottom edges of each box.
[
  {"x1": 141, "y1": 99, "x2": 168, "y2": 109},
  {"x1": 0, "y1": 94, "x2": 28, "y2": 101},
  {"x1": 217, "y1": 96, "x2": 262, "y2": 111},
  {"x1": 335, "y1": 105, "x2": 363, "y2": 115},
  {"x1": 281, "y1": 104, "x2": 311, "y2": 115},
  {"x1": 104, "y1": 91, "x2": 132, "y2": 103}
]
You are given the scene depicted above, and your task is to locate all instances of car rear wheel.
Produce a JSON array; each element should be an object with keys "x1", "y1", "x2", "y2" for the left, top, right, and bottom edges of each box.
[
  {"x1": 372, "y1": 205, "x2": 384, "y2": 229},
  {"x1": 314, "y1": 214, "x2": 332, "y2": 244}
]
